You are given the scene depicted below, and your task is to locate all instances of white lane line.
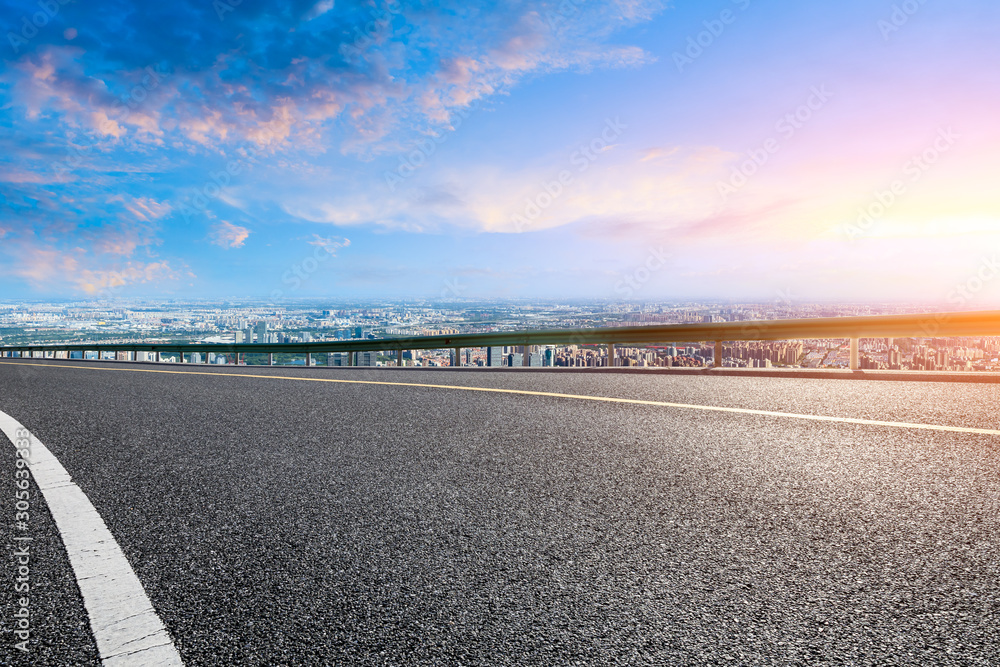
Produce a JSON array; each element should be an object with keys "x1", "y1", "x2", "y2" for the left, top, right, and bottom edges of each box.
[{"x1": 0, "y1": 410, "x2": 183, "y2": 666}]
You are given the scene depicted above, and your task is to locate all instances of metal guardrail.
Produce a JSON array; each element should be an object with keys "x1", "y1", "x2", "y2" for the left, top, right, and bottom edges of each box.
[{"x1": 1, "y1": 309, "x2": 998, "y2": 370}]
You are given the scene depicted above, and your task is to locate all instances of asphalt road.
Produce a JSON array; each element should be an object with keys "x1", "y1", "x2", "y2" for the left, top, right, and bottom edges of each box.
[{"x1": 2, "y1": 359, "x2": 1000, "y2": 665}]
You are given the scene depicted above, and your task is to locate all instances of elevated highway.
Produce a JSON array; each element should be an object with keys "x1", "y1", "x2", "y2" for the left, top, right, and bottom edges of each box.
[{"x1": 3, "y1": 358, "x2": 999, "y2": 665}]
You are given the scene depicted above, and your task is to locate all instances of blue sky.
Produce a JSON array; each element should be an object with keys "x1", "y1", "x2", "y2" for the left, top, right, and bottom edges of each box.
[{"x1": 2, "y1": 0, "x2": 999, "y2": 303}]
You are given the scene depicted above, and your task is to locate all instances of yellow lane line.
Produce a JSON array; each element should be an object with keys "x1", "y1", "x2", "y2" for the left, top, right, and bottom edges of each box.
[{"x1": 2, "y1": 360, "x2": 998, "y2": 436}]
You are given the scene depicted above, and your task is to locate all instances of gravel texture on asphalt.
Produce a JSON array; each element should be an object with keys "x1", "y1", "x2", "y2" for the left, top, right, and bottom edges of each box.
[
  {"x1": 1, "y1": 359, "x2": 999, "y2": 665},
  {"x1": 0, "y1": 407, "x2": 101, "y2": 665}
]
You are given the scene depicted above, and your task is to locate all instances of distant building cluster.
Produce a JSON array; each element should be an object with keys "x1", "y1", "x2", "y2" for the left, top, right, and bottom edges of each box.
[
  {"x1": 5, "y1": 301, "x2": 1000, "y2": 373},
  {"x1": 858, "y1": 337, "x2": 997, "y2": 372}
]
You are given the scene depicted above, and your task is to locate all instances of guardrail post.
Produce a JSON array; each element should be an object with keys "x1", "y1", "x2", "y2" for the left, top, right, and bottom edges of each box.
[
  {"x1": 268, "y1": 352, "x2": 273, "y2": 366},
  {"x1": 454, "y1": 347, "x2": 461, "y2": 367},
  {"x1": 850, "y1": 338, "x2": 859, "y2": 370},
  {"x1": 306, "y1": 352, "x2": 312, "y2": 367},
  {"x1": 607, "y1": 343, "x2": 615, "y2": 368},
  {"x1": 714, "y1": 340, "x2": 723, "y2": 368},
  {"x1": 397, "y1": 349, "x2": 403, "y2": 367}
]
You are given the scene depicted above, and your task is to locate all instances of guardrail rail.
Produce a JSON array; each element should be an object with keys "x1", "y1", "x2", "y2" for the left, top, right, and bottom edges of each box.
[{"x1": 1, "y1": 310, "x2": 997, "y2": 370}]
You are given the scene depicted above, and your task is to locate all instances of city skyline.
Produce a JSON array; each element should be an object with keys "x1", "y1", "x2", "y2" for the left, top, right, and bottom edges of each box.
[{"x1": 1, "y1": 1, "x2": 998, "y2": 303}]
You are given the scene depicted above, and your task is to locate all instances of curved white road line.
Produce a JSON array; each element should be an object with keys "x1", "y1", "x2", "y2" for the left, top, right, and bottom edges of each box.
[{"x1": 0, "y1": 410, "x2": 183, "y2": 666}]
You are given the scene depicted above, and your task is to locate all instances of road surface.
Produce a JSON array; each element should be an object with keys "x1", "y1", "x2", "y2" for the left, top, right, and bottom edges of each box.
[{"x1": 2, "y1": 359, "x2": 999, "y2": 665}]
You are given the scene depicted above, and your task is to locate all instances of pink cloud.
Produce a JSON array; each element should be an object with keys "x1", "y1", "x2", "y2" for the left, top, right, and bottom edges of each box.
[
  {"x1": 211, "y1": 221, "x2": 251, "y2": 249},
  {"x1": 90, "y1": 224, "x2": 159, "y2": 256},
  {"x1": 75, "y1": 261, "x2": 182, "y2": 294},
  {"x1": 3, "y1": 235, "x2": 184, "y2": 294},
  {"x1": 106, "y1": 195, "x2": 172, "y2": 222},
  {"x1": 9, "y1": 246, "x2": 82, "y2": 284}
]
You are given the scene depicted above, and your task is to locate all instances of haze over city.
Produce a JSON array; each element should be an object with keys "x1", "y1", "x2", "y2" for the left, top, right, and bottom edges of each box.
[{"x1": 2, "y1": 0, "x2": 998, "y2": 302}]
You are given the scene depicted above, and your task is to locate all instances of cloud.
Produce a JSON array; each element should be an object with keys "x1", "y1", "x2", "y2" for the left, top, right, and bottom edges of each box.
[
  {"x1": 107, "y1": 195, "x2": 173, "y2": 222},
  {"x1": 211, "y1": 221, "x2": 251, "y2": 248},
  {"x1": 305, "y1": 0, "x2": 335, "y2": 21},
  {"x1": 307, "y1": 234, "x2": 350, "y2": 256},
  {"x1": 0, "y1": 1, "x2": 663, "y2": 154},
  {"x1": 74, "y1": 261, "x2": 183, "y2": 294},
  {"x1": 90, "y1": 224, "x2": 161, "y2": 256},
  {"x1": 7, "y1": 247, "x2": 80, "y2": 285},
  {"x1": 2, "y1": 240, "x2": 184, "y2": 294},
  {"x1": 282, "y1": 144, "x2": 735, "y2": 235}
]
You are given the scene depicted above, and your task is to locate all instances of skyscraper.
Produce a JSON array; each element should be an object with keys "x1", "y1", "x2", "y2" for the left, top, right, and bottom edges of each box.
[
  {"x1": 486, "y1": 347, "x2": 503, "y2": 367},
  {"x1": 255, "y1": 321, "x2": 267, "y2": 343}
]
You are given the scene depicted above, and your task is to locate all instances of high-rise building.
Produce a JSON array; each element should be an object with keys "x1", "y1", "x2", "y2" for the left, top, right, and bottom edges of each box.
[
  {"x1": 486, "y1": 346, "x2": 503, "y2": 367},
  {"x1": 527, "y1": 352, "x2": 541, "y2": 367},
  {"x1": 507, "y1": 352, "x2": 523, "y2": 367},
  {"x1": 329, "y1": 352, "x2": 350, "y2": 366},
  {"x1": 356, "y1": 351, "x2": 378, "y2": 366},
  {"x1": 255, "y1": 321, "x2": 267, "y2": 343}
]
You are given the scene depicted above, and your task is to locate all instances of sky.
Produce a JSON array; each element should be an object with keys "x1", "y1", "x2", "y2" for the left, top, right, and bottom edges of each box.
[{"x1": 1, "y1": 0, "x2": 999, "y2": 304}]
